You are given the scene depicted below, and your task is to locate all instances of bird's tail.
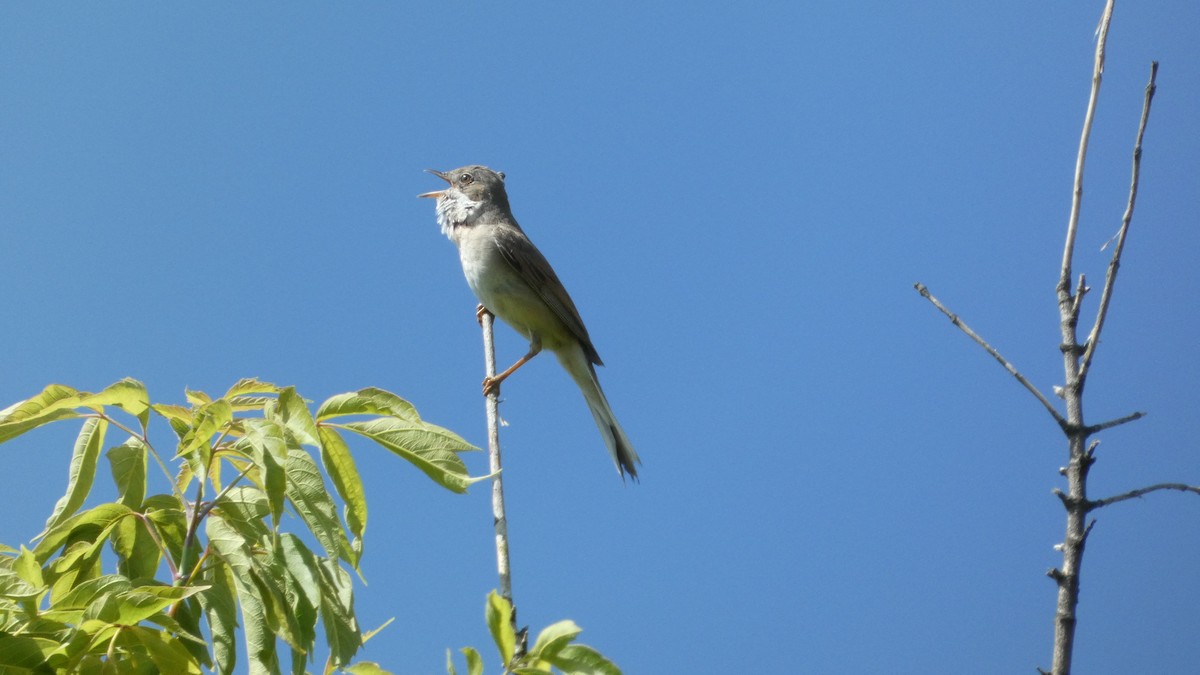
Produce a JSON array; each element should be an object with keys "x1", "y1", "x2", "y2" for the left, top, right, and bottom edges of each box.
[{"x1": 557, "y1": 345, "x2": 641, "y2": 481}]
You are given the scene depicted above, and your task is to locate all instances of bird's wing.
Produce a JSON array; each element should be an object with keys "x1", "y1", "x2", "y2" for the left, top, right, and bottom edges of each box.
[{"x1": 495, "y1": 225, "x2": 604, "y2": 366}]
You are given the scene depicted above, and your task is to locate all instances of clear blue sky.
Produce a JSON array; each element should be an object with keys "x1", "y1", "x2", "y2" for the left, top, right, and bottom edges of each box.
[{"x1": 2, "y1": 2, "x2": 1198, "y2": 673}]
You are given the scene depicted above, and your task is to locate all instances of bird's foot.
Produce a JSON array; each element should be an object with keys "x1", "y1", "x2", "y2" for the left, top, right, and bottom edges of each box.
[
  {"x1": 482, "y1": 376, "x2": 501, "y2": 397},
  {"x1": 475, "y1": 304, "x2": 491, "y2": 326}
]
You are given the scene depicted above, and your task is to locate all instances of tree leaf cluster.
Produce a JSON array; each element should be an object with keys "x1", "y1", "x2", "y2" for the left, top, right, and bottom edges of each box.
[
  {"x1": 447, "y1": 591, "x2": 621, "y2": 675},
  {"x1": 0, "y1": 378, "x2": 481, "y2": 674}
]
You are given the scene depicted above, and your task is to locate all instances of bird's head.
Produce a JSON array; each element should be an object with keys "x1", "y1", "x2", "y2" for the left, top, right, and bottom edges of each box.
[{"x1": 419, "y1": 165, "x2": 511, "y2": 235}]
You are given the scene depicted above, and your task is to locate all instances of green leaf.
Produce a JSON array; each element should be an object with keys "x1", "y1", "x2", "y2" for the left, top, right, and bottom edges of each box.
[
  {"x1": 42, "y1": 417, "x2": 108, "y2": 535},
  {"x1": 198, "y1": 563, "x2": 239, "y2": 675},
  {"x1": 210, "y1": 486, "x2": 271, "y2": 546},
  {"x1": 82, "y1": 378, "x2": 151, "y2": 426},
  {"x1": 143, "y1": 498, "x2": 187, "y2": 566},
  {"x1": 110, "y1": 515, "x2": 161, "y2": 581},
  {"x1": 486, "y1": 591, "x2": 516, "y2": 666},
  {"x1": 316, "y1": 557, "x2": 360, "y2": 667},
  {"x1": 0, "y1": 384, "x2": 83, "y2": 444},
  {"x1": 274, "y1": 387, "x2": 319, "y2": 447},
  {"x1": 47, "y1": 574, "x2": 132, "y2": 615},
  {"x1": 108, "y1": 439, "x2": 148, "y2": 510},
  {"x1": 276, "y1": 535, "x2": 321, "y2": 619},
  {"x1": 79, "y1": 584, "x2": 207, "y2": 626},
  {"x1": 177, "y1": 398, "x2": 233, "y2": 462},
  {"x1": 235, "y1": 420, "x2": 289, "y2": 528},
  {"x1": 0, "y1": 635, "x2": 60, "y2": 670},
  {"x1": 316, "y1": 427, "x2": 366, "y2": 564},
  {"x1": 315, "y1": 388, "x2": 420, "y2": 422},
  {"x1": 224, "y1": 378, "x2": 282, "y2": 399},
  {"x1": 128, "y1": 625, "x2": 203, "y2": 674},
  {"x1": 13, "y1": 545, "x2": 44, "y2": 590},
  {"x1": 283, "y1": 449, "x2": 346, "y2": 562},
  {"x1": 461, "y1": 647, "x2": 484, "y2": 675},
  {"x1": 529, "y1": 620, "x2": 583, "y2": 661},
  {"x1": 35, "y1": 503, "x2": 133, "y2": 564},
  {"x1": 207, "y1": 517, "x2": 279, "y2": 675},
  {"x1": 184, "y1": 389, "x2": 212, "y2": 406},
  {"x1": 339, "y1": 418, "x2": 479, "y2": 493},
  {"x1": 544, "y1": 644, "x2": 622, "y2": 675},
  {"x1": 346, "y1": 662, "x2": 393, "y2": 675}
]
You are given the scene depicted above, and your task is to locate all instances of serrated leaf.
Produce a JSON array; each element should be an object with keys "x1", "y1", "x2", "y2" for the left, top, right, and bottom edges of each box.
[
  {"x1": 13, "y1": 545, "x2": 44, "y2": 590},
  {"x1": 544, "y1": 644, "x2": 622, "y2": 675},
  {"x1": 207, "y1": 517, "x2": 279, "y2": 675},
  {"x1": 128, "y1": 625, "x2": 203, "y2": 673},
  {"x1": 82, "y1": 378, "x2": 150, "y2": 424},
  {"x1": 339, "y1": 418, "x2": 479, "y2": 493},
  {"x1": 284, "y1": 449, "x2": 346, "y2": 562},
  {"x1": 110, "y1": 514, "x2": 160, "y2": 580},
  {"x1": 275, "y1": 387, "x2": 319, "y2": 447},
  {"x1": 34, "y1": 503, "x2": 133, "y2": 564},
  {"x1": 80, "y1": 584, "x2": 206, "y2": 626},
  {"x1": 530, "y1": 620, "x2": 583, "y2": 661},
  {"x1": 236, "y1": 420, "x2": 289, "y2": 528},
  {"x1": 315, "y1": 388, "x2": 420, "y2": 422},
  {"x1": 316, "y1": 427, "x2": 366, "y2": 564},
  {"x1": 48, "y1": 574, "x2": 132, "y2": 613},
  {"x1": 277, "y1": 535, "x2": 321, "y2": 618},
  {"x1": 178, "y1": 398, "x2": 232, "y2": 458},
  {"x1": 0, "y1": 565, "x2": 43, "y2": 601},
  {"x1": 184, "y1": 389, "x2": 212, "y2": 406},
  {"x1": 108, "y1": 439, "x2": 148, "y2": 510},
  {"x1": 0, "y1": 635, "x2": 59, "y2": 670},
  {"x1": 224, "y1": 378, "x2": 282, "y2": 399},
  {"x1": 0, "y1": 384, "x2": 83, "y2": 444},
  {"x1": 151, "y1": 403, "x2": 193, "y2": 428},
  {"x1": 42, "y1": 417, "x2": 108, "y2": 535},
  {"x1": 345, "y1": 663, "x2": 393, "y2": 675},
  {"x1": 486, "y1": 591, "x2": 516, "y2": 665},
  {"x1": 143, "y1": 499, "x2": 187, "y2": 566},
  {"x1": 198, "y1": 562, "x2": 239, "y2": 675},
  {"x1": 316, "y1": 557, "x2": 360, "y2": 667}
]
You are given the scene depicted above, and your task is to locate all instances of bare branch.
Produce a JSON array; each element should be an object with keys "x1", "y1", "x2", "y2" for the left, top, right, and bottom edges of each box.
[
  {"x1": 914, "y1": 283, "x2": 1067, "y2": 428},
  {"x1": 1090, "y1": 483, "x2": 1200, "y2": 509},
  {"x1": 1079, "y1": 61, "x2": 1159, "y2": 381},
  {"x1": 1087, "y1": 410, "x2": 1146, "y2": 434},
  {"x1": 1059, "y1": 0, "x2": 1113, "y2": 301}
]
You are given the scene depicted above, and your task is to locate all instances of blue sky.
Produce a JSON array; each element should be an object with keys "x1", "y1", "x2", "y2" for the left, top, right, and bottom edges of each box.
[{"x1": 2, "y1": 2, "x2": 1198, "y2": 673}]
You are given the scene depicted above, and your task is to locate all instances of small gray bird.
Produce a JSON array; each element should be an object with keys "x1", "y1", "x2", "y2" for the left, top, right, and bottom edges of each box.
[{"x1": 419, "y1": 165, "x2": 641, "y2": 480}]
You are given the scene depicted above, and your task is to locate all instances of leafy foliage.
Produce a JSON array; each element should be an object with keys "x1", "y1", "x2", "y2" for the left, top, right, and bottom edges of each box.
[
  {"x1": 447, "y1": 592, "x2": 622, "y2": 675},
  {"x1": 0, "y1": 379, "x2": 481, "y2": 674}
]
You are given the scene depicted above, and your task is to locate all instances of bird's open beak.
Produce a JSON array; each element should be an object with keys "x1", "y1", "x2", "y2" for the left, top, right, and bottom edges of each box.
[{"x1": 417, "y1": 169, "x2": 451, "y2": 198}]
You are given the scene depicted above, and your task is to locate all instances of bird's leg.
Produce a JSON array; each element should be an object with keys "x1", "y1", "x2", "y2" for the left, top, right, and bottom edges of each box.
[
  {"x1": 484, "y1": 338, "x2": 542, "y2": 397},
  {"x1": 475, "y1": 304, "x2": 491, "y2": 326}
]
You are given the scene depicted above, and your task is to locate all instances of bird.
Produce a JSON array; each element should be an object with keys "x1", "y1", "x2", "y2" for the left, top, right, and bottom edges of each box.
[{"x1": 419, "y1": 165, "x2": 641, "y2": 480}]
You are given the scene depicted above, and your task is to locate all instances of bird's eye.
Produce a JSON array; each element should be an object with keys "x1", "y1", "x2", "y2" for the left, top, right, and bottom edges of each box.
[{"x1": 459, "y1": 173, "x2": 473, "y2": 185}]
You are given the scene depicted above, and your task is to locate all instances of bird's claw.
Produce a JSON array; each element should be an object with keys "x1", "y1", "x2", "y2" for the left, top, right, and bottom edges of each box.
[
  {"x1": 475, "y1": 304, "x2": 491, "y2": 326},
  {"x1": 482, "y1": 376, "x2": 500, "y2": 397}
]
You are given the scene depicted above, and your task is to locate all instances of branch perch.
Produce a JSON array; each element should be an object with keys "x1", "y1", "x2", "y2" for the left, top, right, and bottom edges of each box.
[
  {"x1": 914, "y1": 283, "x2": 1066, "y2": 428},
  {"x1": 480, "y1": 308, "x2": 527, "y2": 657},
  {"x1": 1090, "y1": 483, "x2": 1200, "y2": 509},
  {"x1": 1077, "y1": 61, "x2": 1158, "y2": 382}
]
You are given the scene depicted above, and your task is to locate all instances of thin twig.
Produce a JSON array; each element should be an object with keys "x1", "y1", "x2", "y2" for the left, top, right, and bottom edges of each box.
[
  {"x1": 914, "y1": 283, "x2": 1067, "y2": 428},
  {"x1": 480, "y1": 309, "x2": 525, "y2": 655},
  {"x1": 1078, "y1": 61, "x2": 1159, "y2": 382},
  {"x1": 1090, "y1": 482, "x2": 1200, "y2": 509},
  {"x1": 1086, "y1": 410, "x2": 1146, "y2": 434},
  {"x1": 1059, "y1": 0, "x2": 1113, "y2": 297}
]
